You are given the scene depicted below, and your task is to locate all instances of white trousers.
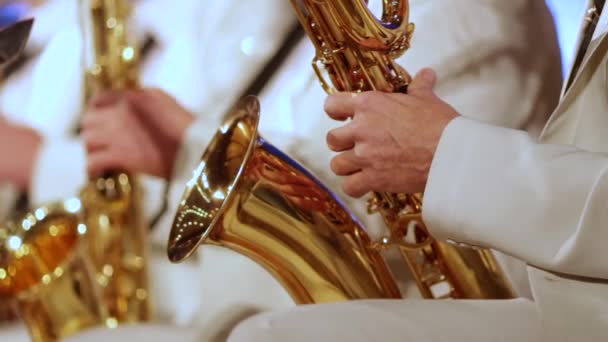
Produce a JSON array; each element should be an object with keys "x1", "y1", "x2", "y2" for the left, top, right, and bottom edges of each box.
[{"x1": 228, "y1": 298, "x2": 541, "y2": 342}]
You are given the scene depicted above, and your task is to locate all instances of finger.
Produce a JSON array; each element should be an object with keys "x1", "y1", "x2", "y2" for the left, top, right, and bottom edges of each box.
[
  {"x1": 341, "y1": 170, "x2": 373, "y2": 198},
  {"x1": 324, "y1": 92, "x2": 358, "y2": 121},
  {"x1": 407, "y1": 68, "x2": 437, "y2": 96},
  {"x1": 87, "y1": 149, "x2": 132, "y2": 177},
  {"x1": 80, "y1": 109, "x2": 106, "y2": 130},
  {"x1": 89, "y1": 90, "x2": 124, "y2": 108},
  {"x1": 81, "y1": 130, "x2": 110, "y2": 152},
  {"x1": 330, "y1": 150, "x2": 364, "y2": 176},
  {"x1": 326, "y1": 123, "x2": 356, "y2": 152},
  {"x1": 124, "y1": 88, "x2": 162, "y2": 118},
  {"x1": 124, "y1": 89, "x2": 171, "y2": 132}
]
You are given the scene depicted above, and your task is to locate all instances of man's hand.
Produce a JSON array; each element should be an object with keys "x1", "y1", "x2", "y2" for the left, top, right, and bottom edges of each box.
[
  {"x1": 0, "y1": 118, "x2": 42, "y2": 190},
  {"x1": 324, "y1": 68, "x2": 459, "y2": 198},
  {"x1": 81, "y1": 88, "x2": 195, "y2": 180}
]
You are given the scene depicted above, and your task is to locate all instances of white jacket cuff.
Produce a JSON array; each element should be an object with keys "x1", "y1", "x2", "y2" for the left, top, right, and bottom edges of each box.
[
  {"x1": 30, "y1": 138, "x2": 87, "y2": 206},
  {"x1": 422, "y1": 117, "x2": 608, "y2": 279}
]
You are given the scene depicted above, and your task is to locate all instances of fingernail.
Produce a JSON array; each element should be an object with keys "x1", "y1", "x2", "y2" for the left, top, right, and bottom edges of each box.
[{"x1": 421, "y1": 69, "x2": 435, "y2": 81}]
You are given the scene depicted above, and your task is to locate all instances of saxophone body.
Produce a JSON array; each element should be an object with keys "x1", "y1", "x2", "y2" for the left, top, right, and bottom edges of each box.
[
  {"x1": 290, "y1": 0, "x2": 515, "y2": 299},
  {"x1": 79, "y1": 0, "x2": 151, "y2": 322},
  {"x1": 168, "y1": 96, "x2": 401, "y2": 303}
]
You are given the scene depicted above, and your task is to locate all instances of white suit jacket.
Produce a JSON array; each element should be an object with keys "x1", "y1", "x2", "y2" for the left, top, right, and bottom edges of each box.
[
  {"x1": 169, "y1": 0, "x2": 562, "y2": 338},
  {"x1": 422, "y1": 3, "x2": 608, "y2": 341}
]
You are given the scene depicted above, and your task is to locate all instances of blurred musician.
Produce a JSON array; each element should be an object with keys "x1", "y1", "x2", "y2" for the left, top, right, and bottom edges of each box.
[
  {"x1": 79, "y1": 0, "x2": 562, "y2": 340},
  {"x1": 0, "y1": 0, "x2": 296, "y2": 339}
]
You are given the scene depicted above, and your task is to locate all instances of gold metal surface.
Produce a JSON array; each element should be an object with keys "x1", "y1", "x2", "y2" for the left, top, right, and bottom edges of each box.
[
  {"x1": 0, "y1": 200, "x2": 104, "y2": 342},
  {"x1": 168, "y1": 96, "x2": 401, "y2": 303},
  {"x1": 291, "y1": 0, "x2": 515, "y2": 299},
  {"x1": 79, "y1": 0, "x2": 151, "y2": 322}
]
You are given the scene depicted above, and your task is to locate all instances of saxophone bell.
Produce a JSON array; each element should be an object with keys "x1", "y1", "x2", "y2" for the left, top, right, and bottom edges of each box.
[
  {"x1": 0, "y1": 200, "x2": 104, "y2": 342},
  {"x1": 168, "y1": 96, "x2": 402, "y2": 303}
]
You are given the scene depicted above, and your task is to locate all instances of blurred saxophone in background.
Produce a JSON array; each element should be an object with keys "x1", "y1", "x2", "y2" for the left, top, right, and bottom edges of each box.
[
  {"x1": 290, "y1": 0, "x2": 515, "y2": 299},
  {"x1": 0, "y1": 199, "x2": 104, "y2": 342},
  {"x1": 78, "y1": 0, "x2": 151, "y2": 323},
  {"x1": 0, "y1": 1, "x2": 151, "y2": 340},
  {"x1": 0, "y1": 18, "x2": 105, "y2": 342}
]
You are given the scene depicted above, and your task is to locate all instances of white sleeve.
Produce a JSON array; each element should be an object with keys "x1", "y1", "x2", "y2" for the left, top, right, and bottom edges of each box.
[
  {"x1": 423, "y1": 117, "x2": 608, "y2": 280},
  {"x1": 29, "y1": 138, "x2": 169, "y2": 234},
  {"x1": 149, "y1": 119, "x2": 219, "y2": 243},
  {"x1": 29, "y1": 138, "x2": 87, "y2": 206}
]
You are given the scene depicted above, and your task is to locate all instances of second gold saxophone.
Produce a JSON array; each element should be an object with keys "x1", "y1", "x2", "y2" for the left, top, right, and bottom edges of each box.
[
  {"x1": 0, "y1": 2, "x2": 149, "y2": 340},
  {"x1": 79, "y1": 0, "x2": 151, "y2": 322}
]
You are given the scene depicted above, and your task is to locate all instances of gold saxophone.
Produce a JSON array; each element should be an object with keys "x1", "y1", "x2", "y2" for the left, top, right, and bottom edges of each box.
[
  {"x1": 0, "y1": 20, "x2": 104, "y2": 341},
  {"x1": 168, "y1": 0, "x2": 515, "y2": 302},
  {"x1": 0, "y1": 1, "x2": 150, "y2": 340},
  {"x1": 289, "y1": 0, "x2": 515, "y2": 299},
  {"x1": 78, "y1": 0, "x2": 151, "y2": 322}
]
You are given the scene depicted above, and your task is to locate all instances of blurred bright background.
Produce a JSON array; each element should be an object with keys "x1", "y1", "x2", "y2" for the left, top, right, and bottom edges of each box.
[
  {"x1": 0, "y1": 0, "x2": 594, "y2": 78},
  {"x1": 546, "y1": 0, "x2": 589, "y2": 75}
]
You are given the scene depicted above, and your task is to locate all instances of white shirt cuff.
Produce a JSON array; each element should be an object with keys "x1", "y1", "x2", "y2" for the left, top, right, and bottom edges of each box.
[{"x1": 30, "y1": 138, "x2": 87, "y2": 206}]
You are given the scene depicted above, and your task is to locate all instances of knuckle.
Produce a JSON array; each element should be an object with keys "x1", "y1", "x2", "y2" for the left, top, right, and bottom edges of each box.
[
  {"x1": 349, "y1": 119, "x2": 366, "y2": 140},
  {"x1": 353, "y1": 91, "x2": 382, "y2": 110},
  {"x1": 352, "y1": 92, "x2": 371, "y2": 109},
  {"x1": 353, "y1": 143, "x2": 370, "y2": 160}
]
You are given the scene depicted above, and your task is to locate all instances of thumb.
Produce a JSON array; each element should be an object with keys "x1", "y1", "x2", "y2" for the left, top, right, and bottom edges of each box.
[
  {"x1": 125, "y1": 89, "x2": 161, "y2": 120},
  {"x1": 407, "y1": 68, "x2": 437, "y2": 96}
]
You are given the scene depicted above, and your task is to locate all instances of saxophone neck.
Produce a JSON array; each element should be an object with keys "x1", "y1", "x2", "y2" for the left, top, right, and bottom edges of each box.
[
  {"x1": 291, "y1": 0, "x2": 413, "y2": 93},
  {"x1": 80, "y1": 0, "x2": 139, "y2": 99}
]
